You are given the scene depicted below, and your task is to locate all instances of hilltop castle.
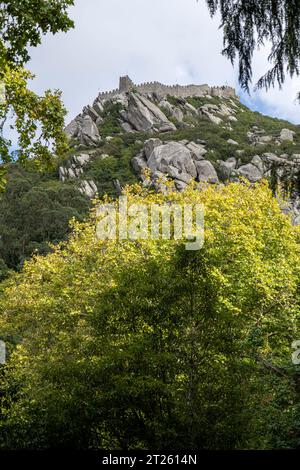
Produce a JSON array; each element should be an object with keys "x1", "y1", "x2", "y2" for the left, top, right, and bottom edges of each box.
[{"x1": 96, "y1": 76, "x2": 237, "y2": 101}]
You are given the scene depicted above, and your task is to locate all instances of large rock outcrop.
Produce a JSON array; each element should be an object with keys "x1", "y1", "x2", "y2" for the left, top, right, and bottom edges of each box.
[
  {"x1": 147, "y1": 142, "x2": 197, "y2": 183},
  {"x1": 65, "y1": 115, "x2": 101, "y2": 147},
  {"x1": 121, "y1": 93, "x2": 176, "y2": 132},
  {"x1": 280, "y1": 128, "x2": 295, "y2": 142},
  {"x1": 132, "y1": 137, "x2": 300, "y2": 194},
  {"x1": 195, "y1": 160, "x2": 219, "y2": 183},
  {"x1": 132, "y1": 139, "x2": 219, "y2": 190},
  {"x1": 60, "y1": 77, "x2": 300, "y2": 225}
]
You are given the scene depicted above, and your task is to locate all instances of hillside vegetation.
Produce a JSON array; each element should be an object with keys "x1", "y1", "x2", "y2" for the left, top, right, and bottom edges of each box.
[
  {"x1": 1, "y1": 91, "x2": 300, "y2": 274},
  {"x1": 0, "y1": 182, "x2": 299, "y2": 449}
]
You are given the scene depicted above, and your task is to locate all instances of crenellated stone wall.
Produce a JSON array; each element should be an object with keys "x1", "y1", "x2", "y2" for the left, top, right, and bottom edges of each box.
[{"x1": 96, "y1": 76, "x2": 237, "y2": 101}]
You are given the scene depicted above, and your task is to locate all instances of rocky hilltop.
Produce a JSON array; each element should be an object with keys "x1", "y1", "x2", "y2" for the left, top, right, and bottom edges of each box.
[
  {"x1": 64, "y1": 75, "x2": 236, "y2": 144},
  {"x1": 60, "y1": 76, "x2": 300, "y2": 222},
  {"x1": 2, "y1": 75, "x2": 300, "y2": 274}
]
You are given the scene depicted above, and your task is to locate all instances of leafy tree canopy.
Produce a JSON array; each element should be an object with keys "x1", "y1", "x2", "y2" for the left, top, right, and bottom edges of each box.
[
  {"x1": 0, "y1": 163, "x2": 89, "y2": 272},
  {"x1": 0, "y1": 181, "x2": 299, "y2": 449},
  {"x1": 0, "y1": 1, "x2": 75, "y2": 188},
  {"x1": 205, "y1": 0, "x2": 300, "y2": 93},
  {"x1": 0, "y1": 65, "x2": 68, "y2": 169},
  {"x1": 0, "y1": 0, "x2": 74, "y2": 64}
]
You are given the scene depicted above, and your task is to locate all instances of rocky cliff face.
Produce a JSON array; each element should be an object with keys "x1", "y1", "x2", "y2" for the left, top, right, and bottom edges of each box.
[{"x1": 60, "y1": 77, "x2": 300, "y2": 223}]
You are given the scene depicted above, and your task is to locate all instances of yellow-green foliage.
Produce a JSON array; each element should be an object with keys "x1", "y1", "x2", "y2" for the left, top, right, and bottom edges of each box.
[
  {"x1": 0, "y1": 63, "x2": 69, "y2": 192},
  {"x1": 0, "y1": 181, "x2": 300, "y2": 449},
  {"x1": 1, "y1": 64, "x2": 68, "y2": 162}
]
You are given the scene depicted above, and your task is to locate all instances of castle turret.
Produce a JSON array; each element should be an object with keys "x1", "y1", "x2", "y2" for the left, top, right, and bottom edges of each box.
[{"x1": 119, "y1": 75, "x2": 134, "y2": 93}]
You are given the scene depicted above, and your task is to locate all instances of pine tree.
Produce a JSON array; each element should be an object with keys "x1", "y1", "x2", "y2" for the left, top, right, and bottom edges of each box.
[{"x1": 205, "y1": 0, "x2": 300, "y2": 93}]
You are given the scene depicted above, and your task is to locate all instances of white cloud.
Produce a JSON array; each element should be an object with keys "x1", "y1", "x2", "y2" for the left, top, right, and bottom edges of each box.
[
  {"x1": 24, "y1": 0, "x2": 300, "y2": 125},
  {"x1": 239, "y1": 44, "x2": 300, "y2": 124},
  {"x1": 27, "y1": 0, "x2": 235, "y2": 122}
]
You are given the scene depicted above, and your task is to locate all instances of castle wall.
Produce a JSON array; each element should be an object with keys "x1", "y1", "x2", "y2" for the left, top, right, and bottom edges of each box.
[
  {"x1": 96, "y1": 76, "x2": 237, "y2": 101},
  {"x1": 135, "y1": 82, "x2": 213, "y2": 98},
  {"x1": 96, "y1": 88, "x2": 120, "y2": 101}
]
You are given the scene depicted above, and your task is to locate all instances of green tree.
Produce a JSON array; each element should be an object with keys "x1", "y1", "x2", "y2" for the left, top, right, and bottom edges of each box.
[
  {"x1": 0, "y1": 1, "x2": 74, "y2": 64},
  {"x1": 0, "y1": 1, "x2": 75, "y2": 188},
  {"x1": 0, "y1": 65, "x2": 69, "y2": 167},
  {"x1": 0, "y1": 181, "x2": 299, "y2": 449},
  {"x1": 0, "y1": 164, "x2": 89, "y2": 271}
]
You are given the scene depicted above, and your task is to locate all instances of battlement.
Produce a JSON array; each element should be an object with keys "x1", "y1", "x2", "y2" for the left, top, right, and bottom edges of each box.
[{"x1": 96, "y1": 76, "x2": 237, "y2": 101}]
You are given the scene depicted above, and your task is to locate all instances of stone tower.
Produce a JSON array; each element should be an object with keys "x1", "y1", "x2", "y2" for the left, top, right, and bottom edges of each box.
[{"x1": 119, "y1": 75, "x2": 134, "y2": 93}]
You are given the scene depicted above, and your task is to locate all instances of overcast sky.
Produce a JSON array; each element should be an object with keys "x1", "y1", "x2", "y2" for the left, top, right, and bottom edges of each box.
[{"x1": 27, "y1": 0, "x2": 300, "y2": 125}]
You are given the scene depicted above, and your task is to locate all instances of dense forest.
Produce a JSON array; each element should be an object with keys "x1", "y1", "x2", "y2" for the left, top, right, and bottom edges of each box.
[{"x1": 0, "y1": 182, "x2": 299, "y2": 449}]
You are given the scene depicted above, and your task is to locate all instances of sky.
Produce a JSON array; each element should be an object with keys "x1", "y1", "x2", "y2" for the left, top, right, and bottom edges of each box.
[{"x1": 26, "y1": 0, "x2": 300, "y2": 125}]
